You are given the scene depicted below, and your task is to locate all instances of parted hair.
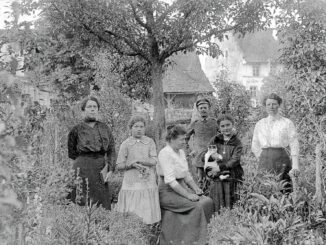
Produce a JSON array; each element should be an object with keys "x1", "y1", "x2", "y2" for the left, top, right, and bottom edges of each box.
[
  {"x1": 128, "y1": 115, "x2": 147, "y2": 129},
  {"x1": 216, "y1": 114, "x2": 235, "y2": 126},
  {"x1": 263, "y1": 93, "x2": 283, "y2": 106},
  {"x1": 165, "y1": 124, "x2": 187, "y2": 142},
  {"x1": 81, "y1": 96, "x2": 100, "y2": 111}
]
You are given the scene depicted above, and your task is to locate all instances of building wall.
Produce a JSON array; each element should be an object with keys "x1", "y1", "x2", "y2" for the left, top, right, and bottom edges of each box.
[{"x1": 199, "y1": 33, "x2": 284, "y2": 106}]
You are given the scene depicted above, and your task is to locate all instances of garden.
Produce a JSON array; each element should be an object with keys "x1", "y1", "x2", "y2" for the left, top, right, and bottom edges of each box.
[{"x1": 1, "y1": 0, "x2": 326, "y2": 244}]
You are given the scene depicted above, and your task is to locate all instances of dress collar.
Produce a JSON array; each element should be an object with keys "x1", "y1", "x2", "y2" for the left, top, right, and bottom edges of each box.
[
  {"x1": 201, "y1": 116, "x2": 208, "y2": 122},
  {"x1": 126, "y1": 136, "x2": 150, "y2": 145},
  {"x1": 267, "y1": 114, "x2": 282, "y2": 122}
]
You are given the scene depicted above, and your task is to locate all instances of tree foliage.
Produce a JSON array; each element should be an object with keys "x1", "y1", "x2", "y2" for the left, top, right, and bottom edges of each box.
[
  {"x1": 14, "y1": 0, "x2": 274, "y2": 143},
  {"x1": 213, "y1": 78, "x2": 251, "y2": 137},
  {"x1": 277, "y1": 0, "x2": 326, "y2": 152}
]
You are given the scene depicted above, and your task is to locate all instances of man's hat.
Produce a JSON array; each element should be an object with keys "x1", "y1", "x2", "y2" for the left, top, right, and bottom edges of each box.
[{"x1": 196, "y1": 98, "x2": 211, "y2": 107}]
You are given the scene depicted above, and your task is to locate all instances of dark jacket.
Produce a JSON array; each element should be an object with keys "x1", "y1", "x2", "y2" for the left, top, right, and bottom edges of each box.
[{"x1": 200, "y1": 133, "x2": 244, "y2": 181}]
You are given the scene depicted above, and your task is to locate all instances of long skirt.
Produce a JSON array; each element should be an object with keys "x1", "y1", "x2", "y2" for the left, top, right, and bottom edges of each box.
[
  {"x1": 70, "y1": 155, "x2": 112, "y2": 210},
  {"x1": 159, "y1": 178, "x2": 214, "y2": 245},
  {"x1": 259, "y1": 148, "x2": 292, "y2": 193},
  {"x1": 209, "y1": 179, "x2": 240, "y2": 212},
  {"x1": 115, "y1": 168, "x2": 161, "y2": 224}
]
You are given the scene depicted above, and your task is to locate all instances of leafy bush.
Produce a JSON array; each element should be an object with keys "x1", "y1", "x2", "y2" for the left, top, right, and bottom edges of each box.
[
  {"x1": 208, "y1": 155, "x2": 326, "y2": 245},
  {"x1": 23, "y1": 203, "x2": 149, "y2": 245}
]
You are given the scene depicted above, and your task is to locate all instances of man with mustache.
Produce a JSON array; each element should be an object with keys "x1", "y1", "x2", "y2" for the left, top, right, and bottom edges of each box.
[{"x1": 186, "y1": 98, "x2": 218, "y2": 188}]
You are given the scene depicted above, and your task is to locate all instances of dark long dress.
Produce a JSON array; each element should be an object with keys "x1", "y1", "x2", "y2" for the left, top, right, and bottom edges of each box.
[
  {"x1": 259, "y1": 148, "x2": 292, "y2": 193},
  {"x1": 201, "y1": 133, "x2": 243, "y2": 212},
  {"x1": 157, "y1": 146, "x2": 214, "y2": 245},
  {"x1": 68, "y1": 121, "x2": 116, "y2": 210}
]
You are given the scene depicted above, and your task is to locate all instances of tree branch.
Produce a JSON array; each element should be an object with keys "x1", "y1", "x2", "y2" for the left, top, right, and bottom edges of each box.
[
  {"x1": 160, "y1": 24, "x2": 239, "y2": 61},
  {"x1": 128, "y1": 0, "x2": 152, "y2": 33}
]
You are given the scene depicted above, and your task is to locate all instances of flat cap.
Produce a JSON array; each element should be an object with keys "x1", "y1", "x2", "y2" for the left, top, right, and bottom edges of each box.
[{"x1": 196, "y1": 98, "x2": 210, "y2": 107}]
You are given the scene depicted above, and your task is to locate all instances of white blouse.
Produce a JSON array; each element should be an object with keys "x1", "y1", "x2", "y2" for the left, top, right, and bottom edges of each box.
[
  {"x1": 157, "y1": 144, "x2": 193, "y2": 186},
  {"x1": 252, "y1": 115, "x2": 299, "y2": 159}
]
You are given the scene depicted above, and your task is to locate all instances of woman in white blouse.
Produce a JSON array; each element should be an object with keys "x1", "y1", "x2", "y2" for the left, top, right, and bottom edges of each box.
[
  {"x1": 252, "y1": 93, "x2": 300, "y2": 192},
  {"x1": 157, "y1": 125, "x2": 214, "y2": 245}
]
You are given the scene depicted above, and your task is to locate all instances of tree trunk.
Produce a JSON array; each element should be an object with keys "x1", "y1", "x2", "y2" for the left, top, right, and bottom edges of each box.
[
  {"x1": 315, "y1": 143, "x2": 324, "y2": 204},
  {"x1": 151, "y1": 61, "x2": 165, "y2": 149}
]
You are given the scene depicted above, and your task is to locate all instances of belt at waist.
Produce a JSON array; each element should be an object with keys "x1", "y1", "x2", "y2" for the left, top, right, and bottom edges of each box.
[
  {"x1": 262, "y1": 147, "x2": 286, "y2": 151},
  {"x1": 78, "y1": 152, "x2": 105, "y2": 158}
]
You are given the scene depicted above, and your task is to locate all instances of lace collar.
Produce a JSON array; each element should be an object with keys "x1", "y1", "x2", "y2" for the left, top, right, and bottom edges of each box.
[{"x1": 126, "y1": 136, "x2": 151, "y2": 145}]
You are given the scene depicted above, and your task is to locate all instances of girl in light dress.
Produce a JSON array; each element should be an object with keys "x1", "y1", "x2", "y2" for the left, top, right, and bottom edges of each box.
[{"x1": 115, "y1": 115, "x2": 161, "y2": 224}]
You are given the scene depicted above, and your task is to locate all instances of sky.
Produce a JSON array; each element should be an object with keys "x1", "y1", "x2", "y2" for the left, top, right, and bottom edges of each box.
[
  {"x1": 0, "y1": 0, "x2": 39, "y2": 29},
  {"x1": 0, "y1": 0, "x2": 13, "y2": 28}
]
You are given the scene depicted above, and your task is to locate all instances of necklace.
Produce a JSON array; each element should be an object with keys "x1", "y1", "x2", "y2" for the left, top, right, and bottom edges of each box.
[{"x1": 222, "y1": 136, "x2": 231, "y2": 155}]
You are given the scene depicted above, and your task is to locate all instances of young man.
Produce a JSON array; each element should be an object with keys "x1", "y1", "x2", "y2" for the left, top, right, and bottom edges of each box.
[{"x1": 185, "y1": 98, "x2": 218, "y2": 187}]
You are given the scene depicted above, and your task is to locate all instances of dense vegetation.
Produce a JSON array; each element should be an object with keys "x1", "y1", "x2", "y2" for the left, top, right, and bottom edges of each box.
[{"x1": 0, "y1": 0, "x2": 325, "y2": 244}]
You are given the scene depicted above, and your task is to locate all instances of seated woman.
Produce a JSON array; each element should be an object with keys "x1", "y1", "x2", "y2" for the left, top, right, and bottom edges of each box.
[
  {"x1": 157, "y1": 125, "x2": 214, "y2": 245},
  {"x1": 115, "y1": 115, "x2": 161, "y2": 225},
  {"x1": 252, "y1": 93, "x2": 300, "y2": 193},
  {"x1": 201, "y1": 114, "x2": 244, "y2": 212}
]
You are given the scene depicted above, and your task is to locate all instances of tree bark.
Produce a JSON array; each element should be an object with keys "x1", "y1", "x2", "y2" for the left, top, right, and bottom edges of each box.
[
  {"x1": 151, "y1": 60, "x2": 165, "y2": 149},
  {"x1": 315, "y1": 142, "x2": 323, "y2": 204}
]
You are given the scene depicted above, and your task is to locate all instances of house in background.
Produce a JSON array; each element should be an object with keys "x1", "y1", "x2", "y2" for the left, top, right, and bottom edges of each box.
[
  {"x1": 163, "y1": 52, "x2": 214, "y2": 123},
  {"x1": 133, "y1": 52, "x2": 214, "y2": 123},
  {"x1": 200, "y1": 30, "x2": 283, "y2": 106}
]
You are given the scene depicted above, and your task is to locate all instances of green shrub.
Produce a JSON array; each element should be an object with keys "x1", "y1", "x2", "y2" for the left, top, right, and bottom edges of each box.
[{"x1": 24, "y1": 203, "x2": 149, "y2": 245}]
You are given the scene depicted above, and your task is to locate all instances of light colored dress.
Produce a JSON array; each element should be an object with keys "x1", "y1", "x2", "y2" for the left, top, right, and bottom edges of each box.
[{"x1": 115, "y1": 136, "x2": 161, "y2": 224}]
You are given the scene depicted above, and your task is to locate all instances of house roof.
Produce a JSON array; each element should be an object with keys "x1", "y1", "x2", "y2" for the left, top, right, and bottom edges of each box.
[
  {"x1": 163, "y1": 52, "x2": 214, "y2": 93},
  {"x1": 236, "y1": 30, "x2": 281, "y2": 63}
]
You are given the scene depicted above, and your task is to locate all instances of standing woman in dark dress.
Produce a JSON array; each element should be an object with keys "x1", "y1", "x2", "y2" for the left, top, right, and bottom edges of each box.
[{"x1": 68, "y1": 97, "x2": 116, "y2": 210}]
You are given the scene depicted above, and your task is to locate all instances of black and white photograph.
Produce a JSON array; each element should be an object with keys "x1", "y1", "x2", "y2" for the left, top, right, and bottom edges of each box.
[{"x1": 0, "y1": 0, "x2": 325, "y2": 244}]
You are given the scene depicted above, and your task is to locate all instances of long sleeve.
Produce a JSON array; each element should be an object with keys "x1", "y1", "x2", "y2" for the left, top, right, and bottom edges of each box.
[
  {"x1": 224, "y1": 142, "x2": 243, "y2": 170},
  {"x1": 116, "y1": 141, "x2": 128, "y2": 169},
  {"x1": 149, "y1": 139, "x2": 158, "y2": 163},
  {"x1": 106, "y1": 129, "x2": 116, "y2": 171},
  {"x1": 251, "y1": 123, "x2": 262, "y2": 159},
  {"x1": 68, "y1": 127, "x2": 78, "y2": 160},
  {"x1": 185, "y1": 121, "x2": 195, "y2": 146}
]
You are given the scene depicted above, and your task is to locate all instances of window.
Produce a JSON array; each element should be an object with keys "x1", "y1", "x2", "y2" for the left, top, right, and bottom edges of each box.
[
  {"x1": 249, "y1": 86, "x2": 257, "y2": 98},
  {"x1": 252, "y1": 65, "x2": 260, "y2": 77},
  {"x1": 270, "y1": 63, "x2": 277, "y2": 75}
]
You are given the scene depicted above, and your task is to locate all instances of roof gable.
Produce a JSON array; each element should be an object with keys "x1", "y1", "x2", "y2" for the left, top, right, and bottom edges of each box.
[{"x1": 163, "y1": 52, "x2": 214, "y2": 93}]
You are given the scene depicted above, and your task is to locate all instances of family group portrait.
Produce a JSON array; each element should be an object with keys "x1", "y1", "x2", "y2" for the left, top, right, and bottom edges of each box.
[{"x1": 0, "y1": 0, "x2": 325, "y2": 244}]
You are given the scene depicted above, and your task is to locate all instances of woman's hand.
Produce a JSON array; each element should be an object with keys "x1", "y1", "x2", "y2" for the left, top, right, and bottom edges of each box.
[
  {"x1": 289, "y1": 168, "x2": 300, "y2": 178},
  {"x1": 188, "y1": 150, "x2": 197, "y2": 158},
  {"x1": 211, "y1": 153, "x2": 222, "y2": 161},
  {"x1": 194, "y1": 187, "x2": 203, "y2": 196},
  {"x1": 104, "y1": 171, "x2": 113, "y2": 182},
  {"x1": 131, "y1": 162, "x2": 144, "y2": 170},
  {"x1": 187, "y1": 194, "x2": 200, "y2": 202}
]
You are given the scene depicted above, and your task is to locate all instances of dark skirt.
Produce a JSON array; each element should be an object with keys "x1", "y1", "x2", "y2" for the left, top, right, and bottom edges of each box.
[
  {"x1": 70, "y1": 155, "x2": 112, "y2": 210},
  {"x1": 259, "y1": 148, "x2": 292, "y2": 193},
  {"x1": 159, "y1": 178, "x2": 214, "y2": 245},
  {"x1": 208, "y1": 179, "x2": 241, "y2": 213}
]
